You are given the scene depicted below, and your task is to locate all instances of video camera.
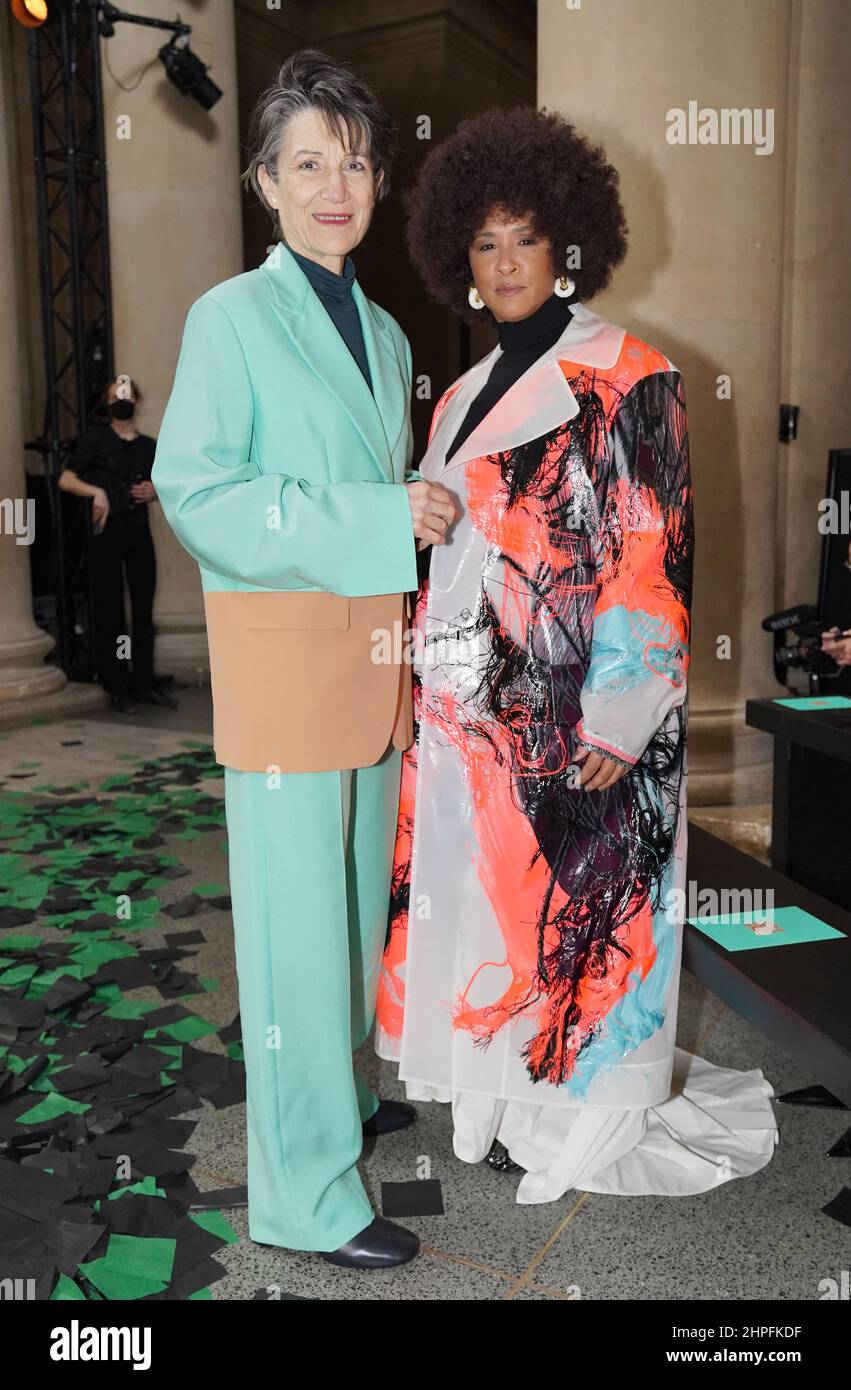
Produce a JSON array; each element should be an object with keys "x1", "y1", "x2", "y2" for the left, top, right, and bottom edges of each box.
[{"x1": 761, "y1": 604, "x2": 843, "y2": 694}]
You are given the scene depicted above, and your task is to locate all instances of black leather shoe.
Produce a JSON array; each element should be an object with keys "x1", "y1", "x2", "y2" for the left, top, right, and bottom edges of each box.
[
  {"x1": 133, "y1": 687, "x2": 179, "y2": 709},
  {"x1": 320, "y1": 1216, "x2": 419, "y2": 1269},
  {"x1": 109, "y1": 693, "x2": 139, "y2": 714},
  {"x1": 486, "y1": 1139, "x2": 524, "y2": 1173},
  {"x1": 362, "y1": 1099, "x2": 417, "y2": 1137}
]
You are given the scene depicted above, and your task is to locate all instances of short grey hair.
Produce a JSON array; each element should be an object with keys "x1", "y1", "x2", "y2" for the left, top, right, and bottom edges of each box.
[{"x1": 242, "y1": 49, "x2": 397, "y2": 236}]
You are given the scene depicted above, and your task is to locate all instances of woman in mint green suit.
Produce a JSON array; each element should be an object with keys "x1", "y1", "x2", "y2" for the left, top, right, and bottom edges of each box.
[{"x1": 152, "y1": 50, "x2": 456, "y2": 1268}]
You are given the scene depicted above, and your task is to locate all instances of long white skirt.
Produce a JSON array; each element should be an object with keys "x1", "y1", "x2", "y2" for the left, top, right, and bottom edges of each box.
[{"x1": 395, "y1": 1046, "x2": 779, "y2": 1203}]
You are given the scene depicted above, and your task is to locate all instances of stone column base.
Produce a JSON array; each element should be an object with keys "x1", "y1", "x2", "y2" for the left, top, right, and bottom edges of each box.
[
  {"x1": 0, "y1": 623, "x2": 64, "y2": 703},
  {"x1": 0, "y1": 678, "x2": 104, "y2": 733}
]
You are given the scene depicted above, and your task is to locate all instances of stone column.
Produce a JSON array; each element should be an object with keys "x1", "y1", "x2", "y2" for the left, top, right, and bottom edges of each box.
[
  {"x1": 777, "y1": 0, "x2": 851, "y2": 607},
  {"x1": 539, "y1": 0, "x2": 794, "y2": 804},
  {"x1": 101, "y1": 1, "x2": 243, "y2": 680},
  {"x1": 0, "y1": 13, "x2": 69, "y2": 725}
]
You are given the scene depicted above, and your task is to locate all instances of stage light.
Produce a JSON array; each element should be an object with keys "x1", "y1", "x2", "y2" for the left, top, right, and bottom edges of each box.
[
  {"x1": 158, "y1": 37, "x2": 222, "y2": 111},
  {"x1": 11, "y1": 0, "x2": 49, "y2": 28}
]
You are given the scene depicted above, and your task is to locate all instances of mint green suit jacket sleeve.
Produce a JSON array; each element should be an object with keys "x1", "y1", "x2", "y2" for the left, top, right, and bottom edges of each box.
[{"x1": 152, "y1": 296, "x2": 419, "y2": 596}]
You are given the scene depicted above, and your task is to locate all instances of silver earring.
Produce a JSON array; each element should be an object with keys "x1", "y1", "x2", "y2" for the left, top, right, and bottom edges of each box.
[
  {"x1": 554, "y1": 274, "x2": 576, "y2": 298},
  {"x1": 468, "y1": 284, "x2": 485, "y2": 310}
]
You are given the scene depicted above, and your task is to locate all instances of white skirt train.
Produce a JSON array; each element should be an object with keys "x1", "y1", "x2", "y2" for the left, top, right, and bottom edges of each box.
[{"x1": 397, "y1": 1047, "x2": 779, "y2": 1204}]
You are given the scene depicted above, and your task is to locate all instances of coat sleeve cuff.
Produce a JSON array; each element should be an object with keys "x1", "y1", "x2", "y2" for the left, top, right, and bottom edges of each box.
[{"x1": 574, "y1": 720, "x2": 639, "y2": 768}]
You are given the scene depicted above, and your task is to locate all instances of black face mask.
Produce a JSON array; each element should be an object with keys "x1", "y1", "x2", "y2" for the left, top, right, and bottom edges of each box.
[{"x1": 110, "y1": 399, "x2": 136, "y2": 421}]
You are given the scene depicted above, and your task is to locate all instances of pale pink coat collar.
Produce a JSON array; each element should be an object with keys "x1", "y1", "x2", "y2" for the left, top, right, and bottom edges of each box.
[{"x1": 419, "y1": 303, "x2": 627, "y2": 478}]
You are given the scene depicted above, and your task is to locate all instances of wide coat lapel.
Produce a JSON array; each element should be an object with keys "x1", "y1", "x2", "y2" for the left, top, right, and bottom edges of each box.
[
  {"x1": 419, "y1": 303, "x2": 627, "y2": 480},
  {"x1": 261, "y1": 242, "x2": 404, "y2": 483}
]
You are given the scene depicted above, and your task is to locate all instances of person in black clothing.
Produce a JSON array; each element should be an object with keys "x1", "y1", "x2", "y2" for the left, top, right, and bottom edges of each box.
[{"x1": 59, "y1": 377, "x2": 175, "y2": 713}]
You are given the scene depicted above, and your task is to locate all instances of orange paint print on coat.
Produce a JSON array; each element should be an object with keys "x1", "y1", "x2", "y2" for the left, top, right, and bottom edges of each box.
[{"x1": 409, "y1": 681, "x2": 653, "y2": 1080}]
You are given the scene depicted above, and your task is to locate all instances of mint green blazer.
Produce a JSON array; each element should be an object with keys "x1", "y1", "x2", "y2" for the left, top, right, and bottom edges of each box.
[{"x1": 152, "y1": 240, "x2": 420, "y2": 598}]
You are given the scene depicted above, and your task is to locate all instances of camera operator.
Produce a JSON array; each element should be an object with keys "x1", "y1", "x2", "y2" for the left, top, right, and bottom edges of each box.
[
  {"x1": 820, "y1": 540, "x2": 851, "y2": 667},
  {"x1": 59, "y1": 377, "x2": 174, "y2": 713}
]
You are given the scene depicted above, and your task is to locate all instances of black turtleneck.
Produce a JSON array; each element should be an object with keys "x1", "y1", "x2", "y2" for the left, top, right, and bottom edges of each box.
[
  {"x1": 412, "y1": 292, "x2": 576, "y2": 579},
  {"x1": 285, "y1": 241, "x2": 374, "y2": 394},
  {"x1": 445, "y1": 292, "x2": 574, "y2": 462}
]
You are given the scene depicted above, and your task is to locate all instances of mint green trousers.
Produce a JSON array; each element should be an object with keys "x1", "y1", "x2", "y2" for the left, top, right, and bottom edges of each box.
[{"x1": 223, "y1": 740, "x2": 402, "y2": 1251}]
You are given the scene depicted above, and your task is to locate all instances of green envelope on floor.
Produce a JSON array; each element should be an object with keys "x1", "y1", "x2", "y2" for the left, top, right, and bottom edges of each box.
[
  {"x1": 772, "y1": 695, "x2": 851, "y2": 709},
  {"x1": 687, "y1": 904, "x2": 845, "y2": 951}
]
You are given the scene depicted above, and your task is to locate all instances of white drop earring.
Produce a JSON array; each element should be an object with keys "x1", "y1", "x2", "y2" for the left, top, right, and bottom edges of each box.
[
  {"x1": 554, "y1": 274, "x2": 576, "y2": 298},
  {"x1": 468, "y1": 284, "x2": 485, "y2": 310}
]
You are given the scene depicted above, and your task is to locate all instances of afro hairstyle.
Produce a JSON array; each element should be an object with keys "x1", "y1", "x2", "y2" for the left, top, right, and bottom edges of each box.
[{"x1": 405, "y1": 105, "x2": 629, "y2": 322}]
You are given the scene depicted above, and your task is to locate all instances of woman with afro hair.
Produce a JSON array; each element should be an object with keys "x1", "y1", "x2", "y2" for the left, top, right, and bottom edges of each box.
[{"x1": 375, "y1": 106, "x2": 778, "y2": 1203}]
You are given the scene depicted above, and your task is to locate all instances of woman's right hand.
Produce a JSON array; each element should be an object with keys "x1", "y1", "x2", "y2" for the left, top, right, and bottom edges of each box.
[
  {"x1": 821, "y1": 628, "x2": 851, "y2": 666},
  {"x1": 406, "y1": 479, "x2": 458, "y2": 546},
  {"x1": 91, "y1": 487, "x2": 110, "y2": 528}
]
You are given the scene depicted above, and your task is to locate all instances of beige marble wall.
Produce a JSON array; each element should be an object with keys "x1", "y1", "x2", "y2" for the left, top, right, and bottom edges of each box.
[
  {"x1": 101, "y1": 0, "x2": 243, "y2": 679},
  {"x1": 539, "y1": 0, "x2": 808, "y2": 803}
]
